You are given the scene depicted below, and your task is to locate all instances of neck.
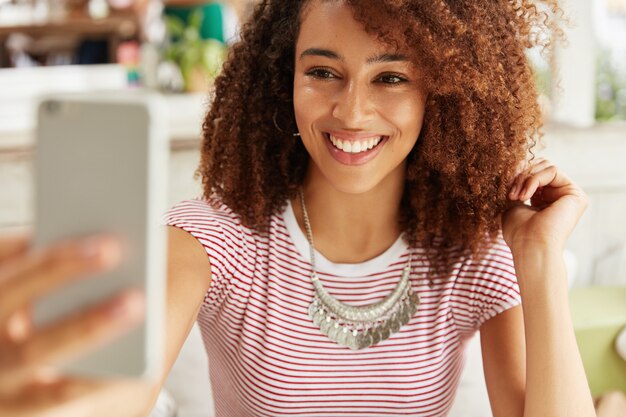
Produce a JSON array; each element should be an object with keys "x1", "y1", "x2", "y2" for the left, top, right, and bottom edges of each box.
[{"x1": 292, "y1": 162, "x2": 405, "y2": 264}]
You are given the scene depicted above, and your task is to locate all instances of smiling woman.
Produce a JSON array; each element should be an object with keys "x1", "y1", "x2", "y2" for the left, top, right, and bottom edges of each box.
[
  {"x1": 166, "y1": 0, "x2": 592, "y2": 416},
  {"x1": 293, "y1": 3, "x2": 426, "y2": 195},
  {"x1": 0, "y1": 1, "x2": 599, "y2": 417},
  {"x1": 199, "y1": 0, "x2": 557, "y2": 264}
]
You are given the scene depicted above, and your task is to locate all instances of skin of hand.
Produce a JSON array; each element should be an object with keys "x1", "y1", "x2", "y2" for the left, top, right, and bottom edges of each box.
[
  {"x1": 502, "y1": 158, "x2": 588, "y2": 254},
  {"x1": 500, "y1": 159, "x2": 597, "y2": 417},
  {"x1": 0, "y1": 234, "x2": 154, "y2": 417}
]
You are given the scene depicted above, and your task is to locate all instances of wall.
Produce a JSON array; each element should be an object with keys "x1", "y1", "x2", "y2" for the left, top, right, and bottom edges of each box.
[
  {"x1": 540, "y1": 122, "x2": 626, "y2": 286},
  {"x1": 2, "y1": 121, "x2": 625, "y2": 286}
]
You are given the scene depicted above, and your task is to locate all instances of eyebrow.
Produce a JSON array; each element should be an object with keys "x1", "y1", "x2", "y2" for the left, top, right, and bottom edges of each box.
[{"x1": 299, "y1": 48, "x2": 410, "y2": 64}]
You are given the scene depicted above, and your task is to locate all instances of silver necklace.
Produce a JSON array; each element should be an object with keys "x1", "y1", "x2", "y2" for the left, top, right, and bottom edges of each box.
[{"x1": 299, "y1": 189, "x2": 420, "y2": 350}]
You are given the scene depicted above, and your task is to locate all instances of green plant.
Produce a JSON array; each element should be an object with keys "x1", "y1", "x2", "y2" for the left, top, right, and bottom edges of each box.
[
  {"x1": 595, "y1": 48, "x2": 626, "y2": 122},
  {"x1": 164, "y1": 10, "x2": 227, "y2": 91},
  {"x1": 528, "y1": 49, "x2": 552, "y2": 99}
]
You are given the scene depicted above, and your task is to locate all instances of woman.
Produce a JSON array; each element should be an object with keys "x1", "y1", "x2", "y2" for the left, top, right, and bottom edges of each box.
[{"x1": 0, "y1": 0, "x2": 596, "y2": 416}]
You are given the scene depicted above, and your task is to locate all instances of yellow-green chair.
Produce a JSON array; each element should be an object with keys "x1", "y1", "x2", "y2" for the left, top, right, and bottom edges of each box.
[{"x1": 570, "y1": 286, "x2": 626, "y2": 397}]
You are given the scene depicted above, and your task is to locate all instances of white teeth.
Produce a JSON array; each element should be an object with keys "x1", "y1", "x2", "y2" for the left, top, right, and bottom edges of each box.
[{"x1": 329, "y1": 134, "x2": 383, "y2": 153}]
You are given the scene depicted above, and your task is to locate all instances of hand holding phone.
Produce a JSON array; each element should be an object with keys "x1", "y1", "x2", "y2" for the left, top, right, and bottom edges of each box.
[
  {"x1": 0, "y1": 233, "x2": 154, "y2": 417},
  {"x1": 32, "y1": 93, "x2": 169, "y2": 379}
]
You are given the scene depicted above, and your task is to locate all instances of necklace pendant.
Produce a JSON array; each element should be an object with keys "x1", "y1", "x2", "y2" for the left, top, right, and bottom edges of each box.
[
  {"x1": 379, "y1": 323, "x2": 391, "y2": 342},
  {"x1": 346, "y1": 332, "x2": 360, "y2": 350},
  {"x1": 357, "y1": 331, "x2": 373, "y2": 350},
  {"x1": 319, "y1": 316, "x2": 332, "y2": 335},
  {"x1": 300, "y1": 188, "x2": 420, "y2": 350},
  {"x1": 327, "y1": 321, "x2": 340, "y2": 341},
  {"x1": 368, "y1": 327, "x2": 382, "y2": 345},
  {"x1": 398, "y1": 303, "x2": 410, "y2": 324},
  {"x1": 307, "y1": 287, "x2": 420, "y2": 350},
  {"x1": 388, "y1": 315, "x2": 401, "y2": 333},
  {"x1": 337, "y1": 326, "x2": 349, "y2": 345}
]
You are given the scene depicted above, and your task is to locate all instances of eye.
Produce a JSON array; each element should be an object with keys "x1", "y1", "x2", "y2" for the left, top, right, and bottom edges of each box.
[
  {"x1": 305, "y1": 68, "x2": 338, "y2": 80},
  {"x1": 377, "y1": 73, "x2": 408, "y2": 84}
]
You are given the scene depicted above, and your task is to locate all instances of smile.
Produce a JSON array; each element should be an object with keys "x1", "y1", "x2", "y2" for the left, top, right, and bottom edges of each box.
[
  {"x1": 323, "y1": 132, "x2": 389, "y2": 166},
  {"x1": 328, "y1": 134, "x2": 384, "y2": 153}
]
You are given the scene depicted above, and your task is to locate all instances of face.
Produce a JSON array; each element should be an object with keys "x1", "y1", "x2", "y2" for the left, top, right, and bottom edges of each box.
[{"x1": 293, "y1": 0, "x2": 427, "y2": 194}]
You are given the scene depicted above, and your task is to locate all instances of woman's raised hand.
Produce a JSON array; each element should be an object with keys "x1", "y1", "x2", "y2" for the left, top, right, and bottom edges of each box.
[
  {"x1": 0, "y1": 233, "x2": 154, "y2": 417},
  {"x1": 502, "y1": 158, "x2": 588, "y2": 254}
]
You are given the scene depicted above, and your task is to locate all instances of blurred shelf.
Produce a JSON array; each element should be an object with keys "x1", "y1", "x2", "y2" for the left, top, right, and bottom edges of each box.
[
  {"x1": 0, "y1": 10, "x2": 138, "y2": 66},
  {"x1": 0, "y1": 10, "x2": 138, "y2": 37}
]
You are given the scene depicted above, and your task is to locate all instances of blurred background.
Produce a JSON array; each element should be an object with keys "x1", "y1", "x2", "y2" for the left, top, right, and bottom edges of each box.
[{"x1": 0, "y1": 0, "x2": 624, "y2": 416}]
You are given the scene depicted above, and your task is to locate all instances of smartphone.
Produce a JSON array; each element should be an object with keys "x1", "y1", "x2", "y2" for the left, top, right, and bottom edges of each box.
[{"x1": 33, "y1": 92, "x2": 169, "y2": 379}]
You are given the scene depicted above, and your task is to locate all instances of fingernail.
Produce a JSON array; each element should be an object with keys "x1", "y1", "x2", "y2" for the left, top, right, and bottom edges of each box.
[
  {"x1": 80, "y1": 236, "x2": 122, "y2": 266},
  {"x1": 109, "y1": 291, "x2": 145, "y2": 319},
  {"x1": 6, "y1": 311, "x2": 30, "y2": 342}
]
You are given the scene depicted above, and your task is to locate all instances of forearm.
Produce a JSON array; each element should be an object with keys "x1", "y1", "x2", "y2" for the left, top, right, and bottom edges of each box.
[
  {"x1": 513, "y1": 246, "x2": 596, "y2": 417},
  {"x1": 139, "y1": 382, "x2": 164, "y2": 417}
]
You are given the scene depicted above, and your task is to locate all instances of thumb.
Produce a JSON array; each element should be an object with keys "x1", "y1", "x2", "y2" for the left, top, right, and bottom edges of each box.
[{"x1": 501, "y1": 203, "x2": 536, "y2": 245}]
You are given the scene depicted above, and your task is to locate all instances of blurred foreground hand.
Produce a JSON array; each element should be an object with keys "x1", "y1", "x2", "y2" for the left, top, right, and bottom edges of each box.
[{"x1": 0, "y1": 233, "x2": 154, "y2": 417}]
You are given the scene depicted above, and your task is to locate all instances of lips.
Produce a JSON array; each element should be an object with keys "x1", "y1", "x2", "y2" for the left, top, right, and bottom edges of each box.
[{"x1": 322, "y1": 132, "x2": 389, "y2": 166}]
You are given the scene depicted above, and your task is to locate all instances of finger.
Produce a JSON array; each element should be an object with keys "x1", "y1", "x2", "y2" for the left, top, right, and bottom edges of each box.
[
  {"x1": 0, "y1": 236, "x2": 122, "y2": 323},
  {"x1": 0, "y1": 377, "x2": 153, "y2": 417},
  {"x1": 529, "y1": 158, "x2": 552, "y2": 175},
  {"x1": 3, "y1": 306, "x2": 33, "y2": 344},
  {"x1": 509, "y1": 159, "x2": 535, "y2": 199},
  {"x1": 0, "y1": 233, "x2": 31, "y2": 263},
  {"x1": 539, "y1": 184, "x2": 586, "y2": 204},
  {"x1": 518, "y1": 164, "x2": 573, "y2": 201},
  {"x1": 509, "y1": 169, "x2": 528, "y2": 200},
  {"x1": 0, "y1": 290, "x2": 144, "y2": 393},
  {"x1": 0, "y1": 378, "x2": 102, "y2": 417},
  {"x1": 509, "y1": 158, "x2": 551, "y2": 200},
  {"x1": 501, "y1": 202, "x2": 537, "y2": 245}
]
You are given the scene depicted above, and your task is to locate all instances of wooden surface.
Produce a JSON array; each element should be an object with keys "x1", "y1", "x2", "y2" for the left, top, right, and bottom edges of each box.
[{"x1": 0, "y1": 11, "x2": 137, "y2": 37}]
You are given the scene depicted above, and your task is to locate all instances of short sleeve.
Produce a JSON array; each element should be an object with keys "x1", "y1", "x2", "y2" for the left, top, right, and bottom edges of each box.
[
  {"x1": 162, "y1": 198, "x2": 247, "y2": 311},
  {"x1": 451, "y1": 235, "x2": 521, "y2": 333}
]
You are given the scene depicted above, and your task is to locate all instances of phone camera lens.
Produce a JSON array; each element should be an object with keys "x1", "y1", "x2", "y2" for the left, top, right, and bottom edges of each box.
[{"x1": 45, "y1": 100, "x2": 62, "y2": 115}]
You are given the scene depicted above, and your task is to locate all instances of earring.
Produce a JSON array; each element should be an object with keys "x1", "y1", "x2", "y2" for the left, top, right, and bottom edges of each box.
[{"x1": 293, "y1": 133, "x2": 301, "y2": 137}]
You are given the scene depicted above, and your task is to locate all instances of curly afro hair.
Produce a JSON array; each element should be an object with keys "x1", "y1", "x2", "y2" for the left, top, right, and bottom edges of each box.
[{"x1": 198, "y1": 0, "x2": 563, "y2": 265}]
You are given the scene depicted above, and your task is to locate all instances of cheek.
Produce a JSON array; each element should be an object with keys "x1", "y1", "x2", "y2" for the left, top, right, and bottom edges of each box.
[
  {"x1": 293, "y1": 82, "x2": 330, "y2": 128},
  {"x1": 382, "y1": 95, "x2": 426, "y2": 138},
  {"x1": 293, "y1": 91, "x2": 309, "y2": 125}
]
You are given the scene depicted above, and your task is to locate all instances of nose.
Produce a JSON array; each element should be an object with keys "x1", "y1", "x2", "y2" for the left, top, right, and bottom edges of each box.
[{"x1": 331, "y1": 80, "x2": 374, "y2": 128}]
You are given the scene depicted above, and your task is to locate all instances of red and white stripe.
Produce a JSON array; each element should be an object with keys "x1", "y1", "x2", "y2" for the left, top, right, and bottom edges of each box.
[{"x1": 164, "y1": 198, "x2": 520, "y2": 417}]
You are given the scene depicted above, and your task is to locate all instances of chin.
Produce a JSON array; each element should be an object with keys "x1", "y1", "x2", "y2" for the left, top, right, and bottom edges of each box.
[{"x1": 322, "y1": 170, "x2": 384, "y2": 195}]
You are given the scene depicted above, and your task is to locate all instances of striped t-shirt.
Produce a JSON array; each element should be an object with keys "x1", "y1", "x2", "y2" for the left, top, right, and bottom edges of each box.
[{"x1": 164, "y1": 197, "x2": 521, "y2": 417}]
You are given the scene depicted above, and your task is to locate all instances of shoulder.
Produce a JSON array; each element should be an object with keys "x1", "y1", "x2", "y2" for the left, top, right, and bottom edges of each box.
[
  {"x1": 162, "y1": 196, "x2": 252, "y2": 245},
  {"x1": 162, "y1": 196, "x2": 260, "y2": 276},
  {"x1": 439, "y1": 233, "x2": 516, "y2": 286},
  {"x1": 450, "y1": 234, "x2": 521, "y2": 330},
  {"x1": 163, "y1": 196, "x2": 241, "y2": 229},
  {"x1": 464, "y1": 234, "x2": 517, "y2": 282}
]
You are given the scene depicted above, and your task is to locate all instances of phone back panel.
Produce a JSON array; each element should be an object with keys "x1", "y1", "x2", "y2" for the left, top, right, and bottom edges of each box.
[{"x1": 34, "y1": 93, "x2": 168, "y2": 378}]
